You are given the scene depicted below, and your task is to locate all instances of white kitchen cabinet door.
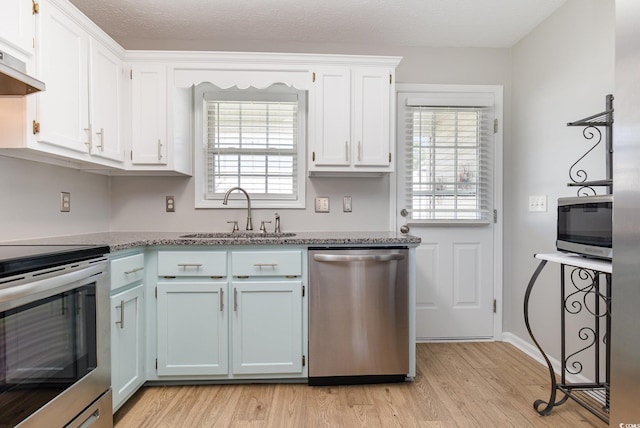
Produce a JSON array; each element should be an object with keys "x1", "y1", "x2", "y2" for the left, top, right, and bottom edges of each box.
[
  {"x1": 36, "y1": 1, "x2": 90, "y2": 154},
  {"x1": 311, "y1": 68, "x2": 351, "y2": 166},
  {"x1": 156, "y1": 281, "x2": 228, "y2": 376},
  {"x1": 231, "y1": 281, "x2": 303, "y2": 375},
  {"x1": 131, "y1": 63, "x2": 167, "y2": 165},
  {"x1": 111, "y1": 284, "x2": 144, "y2": 412},
  {"x1": 0, "y1": 0, "x2": 34, "y2": 57},
  {"x1": 352, "y1": 67, "x2": 392, "y2": 167},
  {"x1": 88, "y1": 39, "x2": 124, "y2": 162},
  {"x1": 310, "y1": 66, "x2": 394, "y2": 173}
]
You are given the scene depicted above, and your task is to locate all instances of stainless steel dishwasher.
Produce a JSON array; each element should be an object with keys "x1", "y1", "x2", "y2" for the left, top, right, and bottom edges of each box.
[{"x1": 308, "y1": 248, "x2": 409, "y2": 385}]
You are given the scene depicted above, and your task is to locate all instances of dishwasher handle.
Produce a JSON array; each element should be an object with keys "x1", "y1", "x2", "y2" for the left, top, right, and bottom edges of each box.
[{"x1": 312, "y1": 253, "x2": 405, "y2": 263}]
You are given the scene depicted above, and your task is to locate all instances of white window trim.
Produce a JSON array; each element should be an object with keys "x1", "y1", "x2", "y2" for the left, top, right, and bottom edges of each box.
[{"x1": 193, "y1": 83, "x2": 307, "y2": 209}]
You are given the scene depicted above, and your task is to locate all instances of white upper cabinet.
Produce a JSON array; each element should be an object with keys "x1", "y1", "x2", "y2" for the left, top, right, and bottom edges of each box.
[
  {"x1": 309, "y1": 63, "x2": 398, "y2": 174},
  {"x1": 130, "y1": 63, "x2": 167, "y2": 165},
  {"x1": 36, "y1": 1, "x2": 90, "y2": 154},
  {"x1": 0, "y1": 0, "x2": 35, "y2": 58},
  {"x1": 89, "y1": 38, "x2": 124, "y2": 162},
  {"x1": 34, "y1": 0, "x2": 124, "y2": 165}
]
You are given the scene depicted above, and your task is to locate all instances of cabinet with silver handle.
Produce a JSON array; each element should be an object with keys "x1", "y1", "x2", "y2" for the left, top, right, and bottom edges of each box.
[{"x1": 109, "y1": 251, "x2": 145, "y2": 412}]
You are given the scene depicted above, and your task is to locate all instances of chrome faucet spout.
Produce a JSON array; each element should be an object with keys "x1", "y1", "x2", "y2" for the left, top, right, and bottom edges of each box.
[{"x1": 222, "y1": 187, "x2": 253, "y2": 230}]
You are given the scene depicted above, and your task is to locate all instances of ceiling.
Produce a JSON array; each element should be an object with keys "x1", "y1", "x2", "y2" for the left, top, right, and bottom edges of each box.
[{"x1": 69, "y1": 0, "x2": 567, "y2": 50}]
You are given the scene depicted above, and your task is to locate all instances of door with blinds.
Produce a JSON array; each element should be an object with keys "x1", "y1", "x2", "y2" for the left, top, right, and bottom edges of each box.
[{"x1": 396, "y1": 85, "x2": 503, "y2": 340}]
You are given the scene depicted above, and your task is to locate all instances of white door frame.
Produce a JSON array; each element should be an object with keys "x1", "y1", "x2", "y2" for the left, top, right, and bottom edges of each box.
[{"x1": 390, "y1": 83, "x2": 504, "y2": 340}]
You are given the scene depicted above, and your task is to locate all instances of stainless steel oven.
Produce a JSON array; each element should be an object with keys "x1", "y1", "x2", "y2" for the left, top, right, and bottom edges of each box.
[{"x1": 0, "y1": 245, "x2": 111, "y2": 428}]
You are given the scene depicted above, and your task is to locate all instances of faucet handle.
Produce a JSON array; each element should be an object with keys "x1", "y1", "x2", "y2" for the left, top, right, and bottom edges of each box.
[
  {"x1": 227, "y1": 221, "x2": 239, "y2": 232},
  {"x1": 259, "y1": 221, "x2": 272, "y2": 233}
]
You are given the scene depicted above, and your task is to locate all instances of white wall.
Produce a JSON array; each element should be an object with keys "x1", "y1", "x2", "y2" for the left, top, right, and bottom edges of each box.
[
  {"x1": 109, "y1": 44, "x2": 511, "y2": 232},
  {"x1": 505, "y1": 0, "x2": 614, "y2": 361},
  {"x1": 0, "y1": 155, "x2": 111, "y2": 241}
]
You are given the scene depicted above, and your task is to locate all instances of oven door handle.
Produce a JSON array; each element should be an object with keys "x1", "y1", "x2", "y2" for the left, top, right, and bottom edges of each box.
[{"x1": 0, "y1": 262, "x2": 107, "y2": 311}]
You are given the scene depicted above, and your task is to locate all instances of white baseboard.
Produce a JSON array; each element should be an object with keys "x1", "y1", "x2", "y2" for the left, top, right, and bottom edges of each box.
[{"x1": 502, "y1": 332, "x2": 592, "y2": 384}]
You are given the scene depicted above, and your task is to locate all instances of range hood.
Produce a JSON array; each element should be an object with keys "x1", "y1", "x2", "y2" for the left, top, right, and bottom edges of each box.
[{"x1": 0, "y1": 50, "x2": 45, "y2": 95}]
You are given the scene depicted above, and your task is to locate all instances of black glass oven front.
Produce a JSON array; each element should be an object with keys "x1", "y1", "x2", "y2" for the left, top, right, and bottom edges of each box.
[{"x1": 0, "y1": 283, "x2": 98, "y2": 427}]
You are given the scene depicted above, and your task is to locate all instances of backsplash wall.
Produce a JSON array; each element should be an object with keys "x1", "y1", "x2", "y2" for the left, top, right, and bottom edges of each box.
[{"x1": 0, "y1": 155, "x2": 111, "y2": 241}]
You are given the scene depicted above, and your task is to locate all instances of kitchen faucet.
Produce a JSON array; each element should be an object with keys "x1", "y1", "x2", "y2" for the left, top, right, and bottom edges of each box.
[{"x1": 222, "y1": 187, "x2": 253, "y2": 230}]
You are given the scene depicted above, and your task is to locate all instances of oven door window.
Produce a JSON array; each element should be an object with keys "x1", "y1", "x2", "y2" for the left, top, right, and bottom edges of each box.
[{"x1": 0, "y1": 284, "x2": 97, "y2": 427}]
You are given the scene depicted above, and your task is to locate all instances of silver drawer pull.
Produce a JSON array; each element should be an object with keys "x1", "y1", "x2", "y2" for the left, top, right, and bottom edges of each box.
[
  {"x1": 115, "y1": 300, "x2": 125, "y2": 329},
  {"x1": 254, "y1": 263, "x2": 278, "y2": 268},
  {"x1": 177, "y1": 263, "x2": 203, "y2": 268},
  {"x1": 124, "y1": 266, "x2": 144, "y2": 275}
]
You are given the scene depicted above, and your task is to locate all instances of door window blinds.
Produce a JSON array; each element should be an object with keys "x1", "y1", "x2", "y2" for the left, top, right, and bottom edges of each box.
[
  {"x1": 205, "y1": 94, "x2": 300, "y2": 201},
  {"x1": 403, "y1": 105, "x2": 494, "y2": 222}
]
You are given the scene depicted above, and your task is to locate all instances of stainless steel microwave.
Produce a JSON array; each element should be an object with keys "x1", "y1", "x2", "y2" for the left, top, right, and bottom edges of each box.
[{"x1": 557, "y1": 195, "x2": 613, "y2": 260}]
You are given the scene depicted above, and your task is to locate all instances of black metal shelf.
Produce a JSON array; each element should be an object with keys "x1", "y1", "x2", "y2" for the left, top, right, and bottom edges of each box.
[{"x1": 567, "y1": 94, "x2": 614, "y2": 195}]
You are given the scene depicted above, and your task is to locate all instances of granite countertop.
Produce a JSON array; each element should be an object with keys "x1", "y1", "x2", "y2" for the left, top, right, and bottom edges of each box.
[{"x1": 1, "y1": 231, "x2": 421, "y2": 252}]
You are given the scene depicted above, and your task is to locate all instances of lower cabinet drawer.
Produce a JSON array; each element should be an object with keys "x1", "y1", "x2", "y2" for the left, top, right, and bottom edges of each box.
[
  {"x1": 157, "y1": 251, "x2": 227, "y2": 277},
  {"x1": 231, "y1": 251, "x2": 302, "y2": 277},
  {"x1": 111, "y1": 253, "x2": 145, "y2": 291}
]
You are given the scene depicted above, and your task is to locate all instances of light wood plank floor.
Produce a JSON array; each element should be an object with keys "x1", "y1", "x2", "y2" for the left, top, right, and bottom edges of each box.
[{"x1": 114, "y1": 342, "x2": 605, "y2": 427}]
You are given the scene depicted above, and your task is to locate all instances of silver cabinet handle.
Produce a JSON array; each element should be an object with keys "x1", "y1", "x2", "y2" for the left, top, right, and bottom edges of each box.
[
  {"x1": 124, "y1": 266, "x2": 144, "y2": 275},
  {"x1": 357, "y1": 141, "x2": 362, "y2": 162},
  {"x1": 96, "y1": 127, "x2": 104, "y2": 151},
  {"x1": 115, "y1": 299, "x2": 125, "y2": 329},
  {"x1": 84, "y1": 124, "x2": 93, "y2": 151},
  {"x1": 345, "y1": 140, "x2": 349, "y2": 161},
  {"x1": 177, "y1": 263, "x2": 203, "y2": 268},
  {"x1": 219, "y1": 288, "x2": 224, "y2": 312},
  {"x1": 233, "y1": 288, "x2": 238, "y2": 311},
  {"x1": 253, "y1": 263, "x2": 277, "y2": 268},
  {"x1": 313, "y1": 253, "x2": 405, "y2": 263},
  {"x1": 158, "y1": 139, "x2": 163, "y2": 161}
]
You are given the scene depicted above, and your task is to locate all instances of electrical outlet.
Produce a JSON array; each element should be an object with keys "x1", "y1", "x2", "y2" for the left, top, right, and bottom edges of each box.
[
  {"x1": 166, "y1": 196, "x2": 175, "y2": 212},
  {"x1": 60, "y1": 192, "x2": 70, "y2": 212},
  {"x1": 528, "y1": 195, "x2": 547, "y2": 212},
  {"x1": 315, "y1": 197, "x2": 330, "y2": 213},
  {"x1": 343, "y1": 196, "x2": 352, "y2": 212}
]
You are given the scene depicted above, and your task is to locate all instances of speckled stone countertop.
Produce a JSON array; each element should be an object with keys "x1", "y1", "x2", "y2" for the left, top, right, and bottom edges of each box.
[{"x1": 1, "y1": 231, "x2": 420, "y2": 252}]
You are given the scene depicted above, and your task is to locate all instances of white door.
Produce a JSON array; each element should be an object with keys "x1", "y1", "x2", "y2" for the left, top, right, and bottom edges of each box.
[
  {"x1": 131, "y1": 63, "x2": 167, "y2": 165},
  {"x1": 395, "y1": 85, "x2": 503, "y2": 340}
]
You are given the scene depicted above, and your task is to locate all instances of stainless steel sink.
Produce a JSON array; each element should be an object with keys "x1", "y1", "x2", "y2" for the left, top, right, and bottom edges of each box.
[{"x1": 179, "y1": 232, "x2": 296, "y2": 239}]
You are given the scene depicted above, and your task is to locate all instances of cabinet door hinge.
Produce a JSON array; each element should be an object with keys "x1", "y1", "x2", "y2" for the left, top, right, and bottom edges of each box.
[
  {"x1": 32, "y1": 120, "x2": 40, "y2": 135},
  {"x1": 32, "y1": 0, "x2": 39, "y2": 14},
  {"x1": 494, "y1": 118, "x2": 499, "y2": 134},
  {"x1": 302, "y1": 285, "x2": 305, "y2": 297},
  {"x1": 312, "y1": 72, "x2": 316, "y2": 83},
  {"x1": 493, "y1": 209, "x2": 498, "y2": 224},
  {"x1": 302, "y1": 355, "x2": 306, "y2": 367},
  {"x1": 493, "y1": 299, "x2": 497, "y2": 313}
]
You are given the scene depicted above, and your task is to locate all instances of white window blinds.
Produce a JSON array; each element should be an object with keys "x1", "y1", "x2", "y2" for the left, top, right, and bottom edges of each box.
[
  {"x1": 403, "y1": 105, "x2": 494, "y2": 222},
  {"x1": 205, "y1": 93, "x2": 300, "y2": 201}
]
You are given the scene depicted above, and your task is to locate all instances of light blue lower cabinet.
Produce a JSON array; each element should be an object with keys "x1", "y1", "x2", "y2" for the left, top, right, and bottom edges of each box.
[
  {"x1": 111, "y1": 283, "x2": 145, "y2": 412},
  {"x1": 156, "y1": 281, "x2": 229, "y2": 376},
  {"x1": 231, "y1": 281, "x2": 303, "y2": 375}
]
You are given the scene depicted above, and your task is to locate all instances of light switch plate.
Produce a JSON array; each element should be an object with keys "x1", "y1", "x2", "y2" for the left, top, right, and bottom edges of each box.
[
  {"x1": 528, "y1": 195, "x2": 547, "y2": 212},
  {"x1": 343, "y1": 196, "x2": 352, "y2": 212},
  {"x1": 315, "y1": 197, "x2": 329, "y2": 213},
  {"x1": 60, "y1": 192, "x2": 70, "y2": 212}
]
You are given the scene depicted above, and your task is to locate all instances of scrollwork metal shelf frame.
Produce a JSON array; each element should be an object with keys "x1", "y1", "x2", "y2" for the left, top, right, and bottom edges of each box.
[
  {"x1": 567, "y1": 94, "x2": 614, "y2": 196},
  {"x1": 524, "y1": 256, "x2": 611, "y2": 424}
]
